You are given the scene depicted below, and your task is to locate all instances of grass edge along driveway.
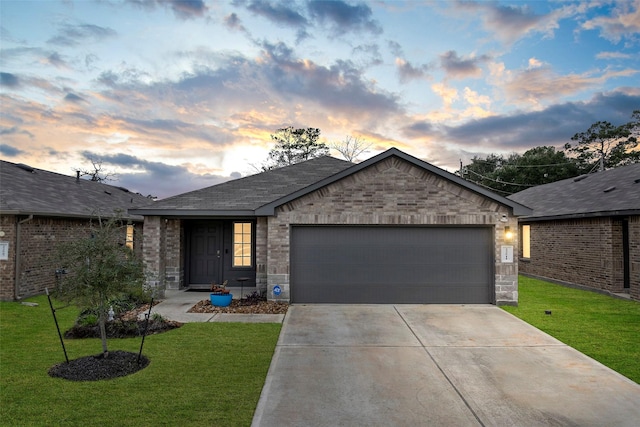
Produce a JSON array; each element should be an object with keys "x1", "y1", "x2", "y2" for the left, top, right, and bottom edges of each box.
[
  {"x1": 0, "y1": 296, "x2": 281, "y2": 427},
  {"x1": 502, "y1": 276, "x2": 640, "y2": 384}
]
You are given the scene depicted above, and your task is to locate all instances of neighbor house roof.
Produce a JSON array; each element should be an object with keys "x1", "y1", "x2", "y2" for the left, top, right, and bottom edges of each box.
[
  {"x1": 0, "y1": 160, "x2": 151, "y2": 220},
  {"x1": 131, "y1": 148, "x2": 531, "y2": 217},
  {"x1": 508, "y1": 162, "x2": 640, "y2": 220}
]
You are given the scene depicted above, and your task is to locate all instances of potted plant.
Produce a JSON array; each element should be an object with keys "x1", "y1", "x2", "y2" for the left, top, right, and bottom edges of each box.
[{"x1": 210, "y1": 281, "x2": 232, "y2": 307}]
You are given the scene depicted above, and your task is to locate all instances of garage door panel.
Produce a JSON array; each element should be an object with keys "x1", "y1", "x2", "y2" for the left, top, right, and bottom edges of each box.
[{"x1": 291, "y1": 226, "x2": 493, "y2": 304}]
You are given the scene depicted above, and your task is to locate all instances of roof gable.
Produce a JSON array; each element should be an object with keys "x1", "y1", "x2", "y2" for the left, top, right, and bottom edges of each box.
[
  {"x1": 129, "y1": 148, "x2": 530, "y2": 217},
  {"x1": 509, "y1": 163, "x2": 640, "y2": 220},
  {"x1": 256, "y1": 148, "x2": 531, "y2": 216},
  {"x1": 0, "y1": 161, "x2": 152, "y2": 220}
]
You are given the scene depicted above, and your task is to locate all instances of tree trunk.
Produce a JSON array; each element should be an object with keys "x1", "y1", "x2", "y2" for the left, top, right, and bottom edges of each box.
[{"x1": 99, "y1": 306, "x2": 109, "y2": 358}]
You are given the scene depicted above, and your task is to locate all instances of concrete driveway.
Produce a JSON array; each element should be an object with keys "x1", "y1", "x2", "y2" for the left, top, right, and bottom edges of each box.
[{"x1": 252, "y1": 305, "x2": 640, "y2": 427}]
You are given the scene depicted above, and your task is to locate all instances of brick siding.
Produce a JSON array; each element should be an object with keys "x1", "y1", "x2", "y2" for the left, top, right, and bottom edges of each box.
[
  {"x1": 0, "y1": 215, "x2": 143, "y2": 301},
  {"x1": 266, "y1": 157, "x2": 519, "y2": 304},
  {"x1": 519, "y1": 215, "x2": 639, "y2": 301}
]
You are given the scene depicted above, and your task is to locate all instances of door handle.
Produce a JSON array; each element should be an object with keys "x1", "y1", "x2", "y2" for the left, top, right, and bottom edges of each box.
[{"x1": 216, "y1": 249, "x2": 221, "y2": 259}]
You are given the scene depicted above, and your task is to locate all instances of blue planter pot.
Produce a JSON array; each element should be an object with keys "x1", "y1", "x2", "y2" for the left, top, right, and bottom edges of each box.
[{"x1": 210, "y1": 293, "x2": 233, "y2": 307}]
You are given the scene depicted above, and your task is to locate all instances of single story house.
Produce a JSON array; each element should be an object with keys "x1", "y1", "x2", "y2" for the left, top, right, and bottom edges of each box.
[
  {"x1": 130, "y1": 148, "x2": 531, "y2": 305},
  {"x1": 0, "y1": 160, "x2": 151, "y2": 301},
  {"x1": 509, "y1": 163, "x2": 639, "y2": 301}
]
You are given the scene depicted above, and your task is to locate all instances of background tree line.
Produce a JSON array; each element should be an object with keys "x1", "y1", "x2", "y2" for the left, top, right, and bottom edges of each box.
[{"x1": 460, "y1": 110, "x2": 639, "y2": 195}]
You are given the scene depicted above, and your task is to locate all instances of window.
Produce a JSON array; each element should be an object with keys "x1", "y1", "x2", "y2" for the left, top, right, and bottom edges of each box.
[
  {"x1": 126, "y1": 225, "x2": 134, "y2": 250},
  {"x1": 233, "y1": 222, "x2": 252, "y2": 267},
  {"x1": 522, "y1": 225, "x2": 530, "y2": 259}
]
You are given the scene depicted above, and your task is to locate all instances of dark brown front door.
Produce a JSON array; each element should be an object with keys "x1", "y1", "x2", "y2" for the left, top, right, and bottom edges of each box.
[{"x1": 189, "y1": 222, "x2": 222, "y2": 285}]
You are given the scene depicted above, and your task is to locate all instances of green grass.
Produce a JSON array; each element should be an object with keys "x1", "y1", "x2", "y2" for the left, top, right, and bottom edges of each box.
[
  {"x1": 503, "y1": 276, "x2": 640, "y2": 384},
  {"x1": 0, "y1": 296, "x2": 281, "y2": 426}
]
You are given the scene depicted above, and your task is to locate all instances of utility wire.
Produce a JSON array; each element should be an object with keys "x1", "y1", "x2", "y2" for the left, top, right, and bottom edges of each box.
[{"x1": 464, "y1": 168, "x2": 535, "y2": 187}]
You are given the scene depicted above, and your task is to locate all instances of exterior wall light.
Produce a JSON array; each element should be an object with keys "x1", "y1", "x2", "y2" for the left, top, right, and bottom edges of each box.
[{"x1": 505, "y1": 226, "x2": 513, "y2": 241}]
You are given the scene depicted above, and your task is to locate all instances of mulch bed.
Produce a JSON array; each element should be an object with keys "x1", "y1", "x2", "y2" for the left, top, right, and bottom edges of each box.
[
  {"x1": 49, "y1": 351, "x2": 150, "y2": 381},
  {"x1": 188, "y1": 299, "x2": 289, "y2": 314}
]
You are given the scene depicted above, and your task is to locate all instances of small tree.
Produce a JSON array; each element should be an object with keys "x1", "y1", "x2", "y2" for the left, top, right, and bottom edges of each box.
[
  {"x1": 54, "y1": 215, "x2": 147, "y2": 357},
  {"x1": 263, "y1": 126, "x2": 329, "y2": 170},
  {"x1": 76, "y1": 158, "x2": 117, "y2": 182},
  {"x1": 330, "y1": 136, "x2": 372, "y2": 162}
]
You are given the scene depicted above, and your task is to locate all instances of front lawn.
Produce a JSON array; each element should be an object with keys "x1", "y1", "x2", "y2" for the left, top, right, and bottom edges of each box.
[
  {"x1": 503, "y1": 276, "x2": 640, "y2": 384},
  {"x1": 0, "y1": 296, "x2": 281, "y2": 426}
]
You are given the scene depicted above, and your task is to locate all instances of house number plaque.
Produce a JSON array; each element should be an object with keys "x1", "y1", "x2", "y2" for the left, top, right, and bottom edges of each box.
[{"x1": 501, "y1": 245, "x2": 514, "y2": 263}]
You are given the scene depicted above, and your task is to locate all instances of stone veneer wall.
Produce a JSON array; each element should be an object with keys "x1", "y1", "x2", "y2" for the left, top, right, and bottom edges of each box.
[
  {"x1": 255, "y1": 217, "x2": 268, "y2": 294},
  {"x1": 520, "y1": 215, "x2": 639, "y2": 301},
  {"x1": 265, "y1": 157, "x2": 519, "y2": 305},
  {"x1": 142, "y1": 216, "x2": 166, "y2": 297},
  {"x1": 0, "y1": 215, "x2": 143, "y2": 301},
  {"x1": 163, "y1": 219, "x2": 184, "y2": 290}
]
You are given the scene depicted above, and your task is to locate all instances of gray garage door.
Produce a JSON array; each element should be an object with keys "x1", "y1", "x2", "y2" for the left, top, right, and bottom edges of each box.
[{"x1": 290, "y1": 226, "x2": 494, "y2": 304}]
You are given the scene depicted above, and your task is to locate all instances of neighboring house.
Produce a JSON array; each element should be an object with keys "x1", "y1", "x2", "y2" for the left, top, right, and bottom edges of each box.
[
  {"x1": 130, "y1": 148, "x2": 531, "y2": 305},
  {"x1": 0, "y1": 160, "x2": 151, "y2": 301},
  {"x1": 509, "y1": 163, "x2": 640, "y2": 301}
]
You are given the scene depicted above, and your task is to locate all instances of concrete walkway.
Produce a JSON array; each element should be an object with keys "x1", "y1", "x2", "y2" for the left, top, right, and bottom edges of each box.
[
  {"x1": 149, "y1": 290, "x2": 285, "y2": 323},
  {"x1": 252, "y1": 304, "x2": 640, "y2": 427}
]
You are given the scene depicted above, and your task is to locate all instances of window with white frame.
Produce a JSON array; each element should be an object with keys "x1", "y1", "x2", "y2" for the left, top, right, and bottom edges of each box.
[
  {"x1": 522, "y1": 225, "x2": 531, "y2": 259},
  {"x1": 233, "y1": 222, "x2": 252, "y2": 267}
]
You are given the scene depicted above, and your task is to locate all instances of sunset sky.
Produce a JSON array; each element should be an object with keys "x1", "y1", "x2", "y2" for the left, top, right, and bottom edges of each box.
[{"x1": 1, "y1": 0, "x2": 639, "y2": 198}]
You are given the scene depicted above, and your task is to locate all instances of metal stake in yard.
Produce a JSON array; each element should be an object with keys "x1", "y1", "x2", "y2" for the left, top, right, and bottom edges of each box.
[
  {"x1": 137, "y1": 298, "x2": 154, "y2": 364},
  {"x1": 45, "y1": 288, "x2": 69, "y2": 364}
]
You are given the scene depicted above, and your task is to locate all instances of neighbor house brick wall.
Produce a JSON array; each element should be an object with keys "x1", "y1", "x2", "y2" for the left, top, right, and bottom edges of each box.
[
  {"x1": 520, "y1": 216, "x2": 639, "y2": 300},
  {"x1": 0, "y1": 215, "x2": 17, "y2": 300},
  {"x1": 0, "y1": 215, "x2": 143, "y2": 301},
  {"x1": 266, "y1": 157, "x2": 519, "y2": 305},
  {"x1": 629, "y1": 215, "x2": 639, "y2": 301}
]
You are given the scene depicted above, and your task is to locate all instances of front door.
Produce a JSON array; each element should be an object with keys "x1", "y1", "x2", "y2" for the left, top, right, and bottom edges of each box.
[{"x1": 189, "y1": 222, "x2": 223, "y2": 286}]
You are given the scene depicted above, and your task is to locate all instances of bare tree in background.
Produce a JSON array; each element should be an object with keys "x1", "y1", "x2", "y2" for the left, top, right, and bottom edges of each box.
[
  {"x1": 330, "y1": 136, "x2": 372, "y2": 162},
  {"x1": 77, "y1": 158, "x2": 117, "y2": 182}
]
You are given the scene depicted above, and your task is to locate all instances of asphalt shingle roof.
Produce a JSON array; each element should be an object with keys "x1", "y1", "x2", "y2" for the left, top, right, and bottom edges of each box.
[
  {"x1": 508, "y1": 163, "x2": 640, "y2": 219},
  {"x1": 132, "y1": 148, "x2": 530, "y2": 217},
  {"x1": 135, "y1": 156, "x2": 354, "y2": 214},
  {"x1": 0, "y1": 160, "x2": 152, "y2": 220}
]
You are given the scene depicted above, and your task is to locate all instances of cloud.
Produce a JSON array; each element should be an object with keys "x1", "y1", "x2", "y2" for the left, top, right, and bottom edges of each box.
[
  {"x1": 257, "y1": 41, "x2": 401, "y2": 117},
  {"x1": 0, "y1": 72, "x2": 19, "y2": 87},
  {"x1": 307, "y1": 0, "x2": 382, "y2": 35},
  {"x1": 0, "y1": 143, "x2": 25, "y2": 156},
  {"x1": 236, "y1": 0, "x2": 308, "y2": 27},
  {"x1": 596, "y1": 51, "x2": 633, "y2": 59},
  {"x1": 47, "y1": 23, "x2": 117, "y2": 46},
  {"x1": 499, "y1": 65, "x2": 639, "y2": 106},
  {"x1": 64, "y1": 92, "x2": 87, "y2": 103},
  {"x1": 127, "y1": 0, "x2": 208, "y2": 20},
  {"x1": 45, "y1": 52, "x2": 68, "y2": 68},
  {"x1": 224, "y1": 13, "x2": 247, "y2": 32},
  {"x1": 440, "y1": 89, "x2": 640, "y2": 150},
  {"x1": 454, "y1": 1, "x2": 552, "y2": 44},
  {"x1": 395, "y1": 58, "x2": 430, "y2": 83},
  {"x1": 582, "y1": 0, "x2": 640, "y2": 43},
  {"x1": 431, "y1": 82, "x2": 458, "y2": 109},
  {"x1": 440, "y1": 51, "x2": 489, "y2": 79},
  {"x1": 80, "y1": 151, "x2": 233, "y2": 198}
]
